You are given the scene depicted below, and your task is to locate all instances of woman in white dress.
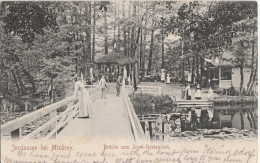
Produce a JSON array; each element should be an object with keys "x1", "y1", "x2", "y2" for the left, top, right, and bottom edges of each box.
[
  {"x1": 166, "y1": 74, "x2": 171, "y2": 84},
  {"x1": 195, "y1": 84, "x2": 202, "y2": 100},
  {"x1": 73, "y1": 77, "x2": 93, "y2": 118}
]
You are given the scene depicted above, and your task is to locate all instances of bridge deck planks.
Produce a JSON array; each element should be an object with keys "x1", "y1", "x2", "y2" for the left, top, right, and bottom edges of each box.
[{"x1": 57, "y1": 92, "x2": 132, "y2": 141}]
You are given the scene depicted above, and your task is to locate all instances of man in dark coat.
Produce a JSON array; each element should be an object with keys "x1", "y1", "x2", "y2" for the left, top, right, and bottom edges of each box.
[{"x1": 116, "y1": 76, "x2": 122, "y2": 96}]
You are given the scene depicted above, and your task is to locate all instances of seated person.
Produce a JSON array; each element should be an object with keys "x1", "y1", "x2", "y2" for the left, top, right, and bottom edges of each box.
[{"x1": 230, "y1": 84, "x2": 235, "y2": 96}]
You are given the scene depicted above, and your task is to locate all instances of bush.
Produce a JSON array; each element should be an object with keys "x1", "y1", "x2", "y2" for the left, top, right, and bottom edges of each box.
[{"x1": 129, "y1": 93, "x2": 174, "y2": 115}]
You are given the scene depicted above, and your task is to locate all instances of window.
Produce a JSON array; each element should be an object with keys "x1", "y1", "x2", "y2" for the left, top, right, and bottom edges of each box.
[{"x1": 221, "y1": 68, "x2": 232, "y2": 80}]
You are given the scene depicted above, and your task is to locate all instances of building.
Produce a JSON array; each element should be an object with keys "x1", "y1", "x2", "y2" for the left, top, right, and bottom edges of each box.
[
  {"x1": 205, "y1": 51, "x2": 253, "y2": 90},
  {"x1": 96, "y1": 52, "x2": 138, "y2": 82}
]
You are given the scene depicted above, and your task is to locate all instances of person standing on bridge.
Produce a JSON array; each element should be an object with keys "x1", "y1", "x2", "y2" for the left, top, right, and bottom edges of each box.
[
  {"x1": 116, "y1": 76, "x2": 122, "y2": 96},
  {"x1": 185, "y1": 84, "x2": 191, "y2": 100},
  {"x1": 74, "y1": 76, "x2": 93, "y2": 118},
  {"x1": 99, "y1": 75, "x2": 107, "y2": 99}
]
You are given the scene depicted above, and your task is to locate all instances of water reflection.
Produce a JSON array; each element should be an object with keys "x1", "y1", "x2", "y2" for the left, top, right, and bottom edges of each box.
[
  {"x1": 181, "y1": 104, "x2": 258, "y2": 131},
  {"x1": 214, "y1": 105, "x2": 258, "y2": 130}
]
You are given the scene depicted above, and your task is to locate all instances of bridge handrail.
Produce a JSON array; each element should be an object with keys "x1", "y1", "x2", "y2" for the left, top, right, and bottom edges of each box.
[
  {"x1": 1, "y1": 85, "x2": 101, "y2": 140},
  {"x1": 122, "y1": 86, "x2": 146, "y2": 141},
  {"x1": 1, "y1": 96, "x2": 77, "y2": 135},
  {"x1": 23, "y1": 103, "x2": 80, "y2": 140},
  {"x1": 123, "y1": 85, "x2": 161, "y2": 96}
]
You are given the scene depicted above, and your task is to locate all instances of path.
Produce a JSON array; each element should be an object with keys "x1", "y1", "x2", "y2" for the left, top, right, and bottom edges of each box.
[
  {"x1": 139, "y1": 82, "x2": 211, "y2": 100},
  {"x1": 57, "y1": 84, "x2": 132, "y2": 142}
]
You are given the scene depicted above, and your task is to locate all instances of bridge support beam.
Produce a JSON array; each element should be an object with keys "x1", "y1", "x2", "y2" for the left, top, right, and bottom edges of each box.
[
  {"x1": 49, "y1": 110, "x2": 57, "y2": 139},
  {"x1": 11, "y1": 128, "x2": 21, "y2": 140},
  {"x1": 148, "y1": 121, "x2": 152, "y2": 140}
]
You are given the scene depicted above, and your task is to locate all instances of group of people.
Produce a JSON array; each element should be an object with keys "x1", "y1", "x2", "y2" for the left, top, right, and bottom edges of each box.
[
  {"x1": 181, "y1": 84, "x2": 202, "y2": 100},
  {"x1": 96, "y1": 75, "x2": 122, "y2": 98},
  {"x1": 181, "y1": 83, "x2": 214, "y2": 100},
  {"x1": 92, "y1": 75, "x2": 123, "y2": 98},
  {"x1": 73, "y1": 75, "x2": 123, "y2": 118}
]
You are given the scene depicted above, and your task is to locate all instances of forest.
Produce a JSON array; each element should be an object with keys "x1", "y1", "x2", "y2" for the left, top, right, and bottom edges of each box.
[{"x1": 0, "y1": 1, "x2": 257, "y2": 111}]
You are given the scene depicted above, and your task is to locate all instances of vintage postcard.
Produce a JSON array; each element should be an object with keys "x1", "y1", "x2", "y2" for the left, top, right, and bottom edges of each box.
[{"x1": 0, "y1": 1, "x2": 258, "y2": 162}]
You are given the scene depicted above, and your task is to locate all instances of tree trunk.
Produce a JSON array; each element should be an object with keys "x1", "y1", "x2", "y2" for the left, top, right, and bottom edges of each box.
[
  {"x1": 104, "y1": 9, "x2": 108, "y2": 55},
  {"x1": 11, "y1": 70, "x2": 21, "y2": 95},
  {"x1": 84, "y1": 2, "x2": 91, "y2": 79},
  {"x1": 147, "y1": 29, "x2": 154, "y2": 75},
  {"x1": 117, "y1": 2, "x2": 120, "y2": 52},
  {"x1": 191, "y1": 56, "x2": 195, "y2": 84},
  {"x1": 147, "y1": 5, "x2": 155, "y2": 75},
  {"x1": 249, "y1": 112, "x2": 256, "y2": 129},
  {"x1": 240, "y1": 111, "x2": 244, "y2": 130},
  {"x1": 85, "y1": 2, "x2": 92, "y2": 62},
  {"x1": 140, "y1": 30, "x2": 143, "y2": 76},
  {"x1": 4, "y1": 72, "x2": 9, "y2": 97},
  {"x1": 181, "y1": 36, "x2": 185, "y2": 84},
  {"x1": 161, "y1": 31, "x2": 165, "y2": 69},
  {"x1": 141, "y1": 31, "x2": 146, "y2": 78},
  {"x1": 17, "y1": 71, "x2": 25, "y2": 95},
  {"x1": 141, "y1": 2, "x2": 148, "y2": 78},
  {"x1": 132, "y1": 2, "x2": 139, "y2": 84},
  {"x1": 113, "y1": 2, "x2": 116, "y2": 50},
  {"x1": 23, "y1": 70, "x2": 36, "y2": 93},
  {"x1": 239, "y1": 64, "x2": 244, "y2": 95},
  {"x1": 130, "y1": 7, "x2": 135, "y2": 58},
  {"x1": 200, "y1": 57, "x2": 204, "y2": 85},
  {"x1": 92, "y1": 2, "x2": 96, "y2": 61},
  {"x1": 196, "y1": 52, "x2": 199, "y2": 84},
  {"x1": 88, "y1": 2, "x2": 91, "y2": 61},
  {"x1": 127, "y1": 2, "x2": 131, "y2": 58},
  {"x1": 122, "y1": 1, "x2": 127, "y2": 56},
  {"x1": 248, "y1": 57, "x2": 258, "y2": 92},
  {"x1": 247, "y1": 24, "x2": 256, "y2": 93}
]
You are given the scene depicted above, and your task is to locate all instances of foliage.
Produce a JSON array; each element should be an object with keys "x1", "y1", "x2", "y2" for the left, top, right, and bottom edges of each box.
[
  {"x1": 0, "y1": 2, "x2": 78, "y2": 110},
  {"x1": 2, "y1": 1, "x2": 59, "y2": 43},
  {"x1": 0, "y1": 1, "x2": 258, "y2": 112},
  {"x1": 129, "y1": 93, "x2": 174, "y2": 115}
]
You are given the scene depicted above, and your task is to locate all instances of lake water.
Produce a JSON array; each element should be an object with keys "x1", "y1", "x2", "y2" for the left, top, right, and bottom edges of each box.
[
  {"x1": 209, "y1": 104, "x2": 258, "y2": 130},
  {"x1": 175, "y1": 104, "x2": 258, "y2": 132},
  {"x1": 139, "y1": 104, "x2": 258, "y2": 140}
]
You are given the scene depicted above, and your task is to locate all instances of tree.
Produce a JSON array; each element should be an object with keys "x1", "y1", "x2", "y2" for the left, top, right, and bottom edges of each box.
[
  {"x1": 147, "y1": 4, "x2": 155, "y2": 75},
  {"x1": 92, "y1": 2, "x2": 96, "y2": 61},
  {"x1": 103, "y1": 3, "x2": 109, "y2": 55},
  {"x1": 230, "y1": 17, "x2": 257, "y2": 95},
  {"x1": 2, "y1": 2, "x2": 58, "y2": 44},
  {"x1": 0, "y1": 2, "x2": 89, "y2": 110}
]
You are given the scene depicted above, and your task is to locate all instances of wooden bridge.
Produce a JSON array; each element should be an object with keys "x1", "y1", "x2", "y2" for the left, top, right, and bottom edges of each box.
[
  {"x1": 1, "y1": 84, "x2": 213, "y2": 141},
  {"x1": 1, "y1": 84, "x2": 151, "y2": 141}
]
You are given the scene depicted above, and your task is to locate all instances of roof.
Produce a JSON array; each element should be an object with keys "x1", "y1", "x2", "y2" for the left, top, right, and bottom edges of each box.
[
  {"x1": 96, "y1": 53, "x2": 138, "y2": 65},
  {"x1": 211, "y1": 61, "x2": 235, "y2": 67},
  {"x1": 117, "y1": 57, "x2": 138, "y2": 65},
  {"x1": 205, "y1": 50, "x2": 252, "y2": 68}
]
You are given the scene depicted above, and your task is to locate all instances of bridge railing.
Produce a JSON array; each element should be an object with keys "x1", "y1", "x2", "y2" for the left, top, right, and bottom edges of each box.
[
  {"x1": 122, "y1": 86, "x2": 146, "y2": 141},
  {"x1": 1, "y1": 85, "x2": 101, "y2": 140},
  {"x1": 124, "y1": 85, "x2": 162, "y2": 96}
]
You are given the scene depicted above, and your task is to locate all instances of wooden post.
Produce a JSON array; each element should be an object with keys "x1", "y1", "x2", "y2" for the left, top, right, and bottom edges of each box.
[
  {"x1": 118, "y1": 65, "x2": 120, "y2": 76},
  {"x1": 11, "y1": 128, "x2": 21, "y2": 140},
  {"x1": 141, "y1": 121, "x2": 145, "y2": 133},
  {"x1": 49, "y1": 110, "x2": 57, "y2": 139},
  {"x1": 148, "y1": 121, "x2": 152, "y2": 140},
  {"x1": 162, "y1": 122, "x2": 165, "y2": 141},
  {"x1": 25, "y1": 100, "x2": 28, "y2": 112},
  {"x1": 219, "y1": 67, "x2": 221, "y2": 88}
]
